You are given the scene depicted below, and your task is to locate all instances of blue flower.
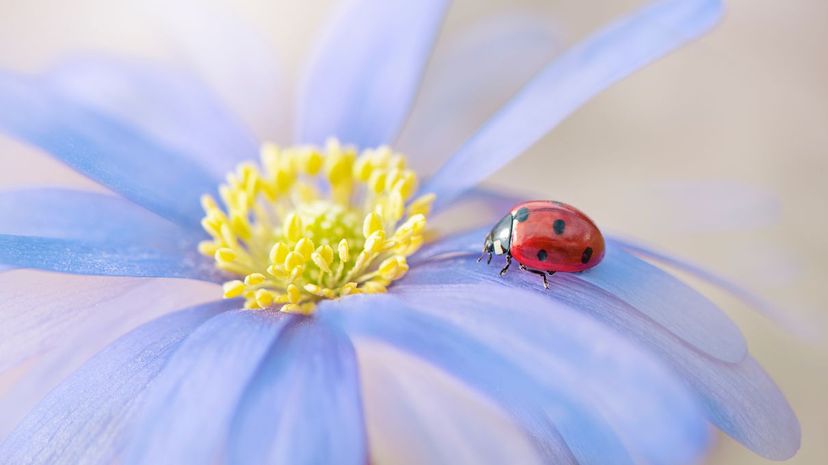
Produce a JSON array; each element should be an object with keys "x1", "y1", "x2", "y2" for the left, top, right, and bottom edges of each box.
[{"x1": 0, "y1": 0, "x2": 800, "y2": 464}]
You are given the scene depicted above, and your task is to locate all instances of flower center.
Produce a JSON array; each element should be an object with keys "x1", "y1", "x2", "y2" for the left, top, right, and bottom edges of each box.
[{"x1": 199, "y1": 139, "x2": 434, "y2": 315}]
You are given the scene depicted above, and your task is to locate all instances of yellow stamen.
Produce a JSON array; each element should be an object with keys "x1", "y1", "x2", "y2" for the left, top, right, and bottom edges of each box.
[
  {"x1": 244, "y1": 273, "x2": 266, "y2": 286},
  {"x1": 408, "y1": 193, "x2": 436, "y2": 217},
  {"x1": 215, "y1": 248, "x2": 237, "y2": 263},
  {"x1": 362, "y1": 212, "x2": 384, "y2": 238},
  {"x1": 223, "y1": 280, "x2": 245, "y2": 298},
  {"x1": 295, "y1": 237, "x2": 315, "y2": 259},
  {"x1": 269, "y1": 242, "x2": 289, "y2": 265},
  {"x1": 338, "y1": 239, "x2": 350, "y2": 262},
  {"x1": 200, "y1": 139, "x2": 433, "y2": 313},
  {"x1": 283, "y1": 213, "x2": 304, "y2": 242},
  {"x1": 255, "y1": 289, "x2": 275, "y2": 308}
]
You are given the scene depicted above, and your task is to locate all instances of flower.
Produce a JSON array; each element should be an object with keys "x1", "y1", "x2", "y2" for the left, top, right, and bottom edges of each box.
[{"x1": 0, "y1": 1, "x2": 800, "y2": 465}]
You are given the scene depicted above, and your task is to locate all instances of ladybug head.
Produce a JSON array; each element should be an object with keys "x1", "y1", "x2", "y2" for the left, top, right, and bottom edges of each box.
[{"x1": 483, "y1": 213, "x2": 513, "y2": 255}]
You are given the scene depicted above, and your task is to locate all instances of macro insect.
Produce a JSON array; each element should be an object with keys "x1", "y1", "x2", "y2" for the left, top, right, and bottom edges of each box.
[{"x1": 479, "y1": 200, "x2": 605, "y2": 288}]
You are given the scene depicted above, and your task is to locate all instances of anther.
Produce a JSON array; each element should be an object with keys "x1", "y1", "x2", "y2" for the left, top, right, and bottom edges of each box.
[{"x1": 223, "y1": 280, "x2": 245, "y2": 298}]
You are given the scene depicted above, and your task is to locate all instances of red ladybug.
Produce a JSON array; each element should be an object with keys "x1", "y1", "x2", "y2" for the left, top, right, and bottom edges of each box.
[{"x1": 479, "y1": 200, "x2": 605, "y2": 288}]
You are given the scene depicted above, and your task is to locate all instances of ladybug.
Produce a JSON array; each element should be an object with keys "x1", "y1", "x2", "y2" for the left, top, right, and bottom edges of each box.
[{"x1": 479, "y1": 200, "x2": 605, "y2": 288}]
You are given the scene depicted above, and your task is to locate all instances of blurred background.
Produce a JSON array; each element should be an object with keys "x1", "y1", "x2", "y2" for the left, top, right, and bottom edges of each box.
[{"x1": 0, "y1": 0, "x2": 824, "y2": 463}]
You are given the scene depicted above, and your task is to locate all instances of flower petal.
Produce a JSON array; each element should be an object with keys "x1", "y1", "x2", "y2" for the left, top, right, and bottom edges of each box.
[
  {"x1": 124, "y1": 310, "x2": 294, "y2": 465},
  {"x1": 0, "y1": 300, "x2": 228, "y2": 465},
  {"x1": 398, "y1": 13, "x2": 560, "y2": 175},
  {"x1": 0, "y1": 188, "x2": 216, "y2": 279},
  {"x1": 295, "y1": 0, "x2": 448, "y2": 147},
  {"x1": 0, "y1": 70, "x2": 219, "y2": 228},
  {"x1": 391, "y1": 283, "x2": 709, "y2": 465},
  {"x1": 402, "y1": 254, "x2": 800, "y2": 459},
  {"x1": 0, "y1": 234, "x2": 216, "y2": 280},
  {"x1": 357, "y1": 341, "x2": 546, "y2": 465},
  {"x1": 320, "y1": 295, "x2": 635, "y2": 465},
  {"x1": 227, "y1": 320, "x2": 366, "y2": 465},
  {"x1": 0, "y1": 188, "x2": 193, "y2": 242},
  {"x1": 578, "y1": 245, "x2": 746, "y2": 362},
  {"x1": 609, "y1": 235, "x2": 810, "y2": 336},
  {"x1": 46, "y1": 55, "x2": 258, "y2": 176},
  {"x1": 411, "y1": 227, "x2": 746, "y2": 362},
  {"x1": 423, "y1": 0, "x2": 723, "y2": 211}
]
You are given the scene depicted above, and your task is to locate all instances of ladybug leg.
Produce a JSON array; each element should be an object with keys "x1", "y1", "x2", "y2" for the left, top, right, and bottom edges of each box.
[
  {"x1": 499, "y1": 255, "x2": 512, "y2": 276},
  {"x1": 520, "y1": 264, "x2": 550, "y2": 289},
  {"x1": 486, "y1": 252, "x2": 493, "y2": 265}
]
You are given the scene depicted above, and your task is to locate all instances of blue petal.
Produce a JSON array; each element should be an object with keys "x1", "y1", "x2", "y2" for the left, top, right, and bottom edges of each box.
[
  {"x1": 0, "y1": 70, "x2": 219, "y2": 228},
  {"x1": 391, "y1": 284, "x2": 709, "y2": 465},
  {"x1": 46, "y1": 55, "x2": 258, "y2": 177},
  {"x1": 698, "y1": 356, "x2": 800, "y2": 460},
  {"x1": 295, "y1": 0, "x2": 448, "y2": 147},
  {"x1": 0, "y1": 188, "x2": 195, "y2": 243},
  {"x1": 0, "y1": 234, "x2": 217, "y2": 280},
  {"x1": 320, "y1": 295, "x2": 636, "y2": 465},
  {"x1": 403, "y1": 251, "x2": 800, "y2": 459},
  {"x1": 578, "y1": 245, "x2": 746, "y2": 362},
  {"x1": 398, "y1": 13, "x2": 561, "y2": 175},
  {"x1": 412, "y1": 227, "x2": 746, "y2": 362},
  {"x1": 423, "y1": 0, "x2": 723, "y2": 211},
  {"x1": 0, "y1": 300, "x2": 229, "y2": 465},
  {"x1": 609, "y1": 235, "x2": 810, "y2": 336},
  {"x1": 227, "y1": 320, "x2": 366, "y2": 465},
  {"x1": 124, "y1": 310, "x2": 295, "y2": 465},
  {"x1": 0, "y1": 188, "x2": 216, "y2": 279}
]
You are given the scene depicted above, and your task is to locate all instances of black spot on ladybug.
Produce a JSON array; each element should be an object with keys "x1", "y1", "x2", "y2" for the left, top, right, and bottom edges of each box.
[
  {"x1": 581, "y1": 247, "x2": 593, "y2": 264},
  {"x1": 553, "y1": 219, "x2": 565, "y2": 235},
  {"x1": 537, "y1": 249, "x2": 548, "y2": 261},
  {"x1": 515, "y1": 207, "x2": 530, "y2": 222}
]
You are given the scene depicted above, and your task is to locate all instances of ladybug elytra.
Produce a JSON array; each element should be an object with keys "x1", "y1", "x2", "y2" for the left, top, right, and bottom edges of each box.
[{"x1": 480, "y1": 200, "x2": 605, "y2": 288}]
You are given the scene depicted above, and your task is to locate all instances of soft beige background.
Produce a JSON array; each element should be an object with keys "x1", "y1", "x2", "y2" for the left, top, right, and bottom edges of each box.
[{"x1": 0, "y1": 0, "x2": 824, "y2": 464}]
